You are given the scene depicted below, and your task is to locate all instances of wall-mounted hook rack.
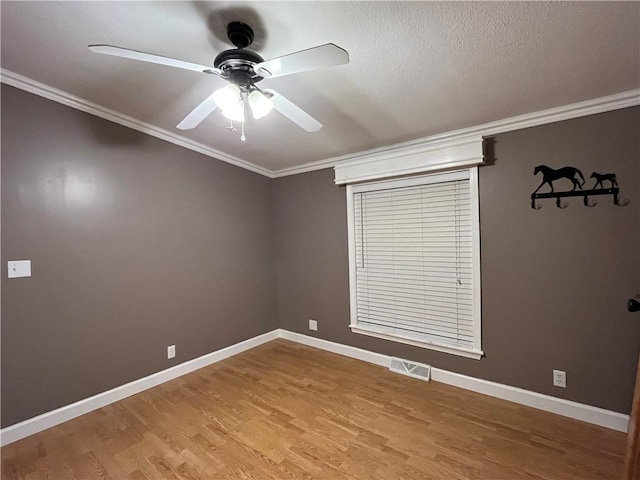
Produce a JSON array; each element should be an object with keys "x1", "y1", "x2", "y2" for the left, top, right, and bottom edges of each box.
[
  {"x1": 531, "y1": 187, "x2": 629, "y2": 209},
  {"x1": 531, "y1": 166, "x2": 629, "y2": 210}
]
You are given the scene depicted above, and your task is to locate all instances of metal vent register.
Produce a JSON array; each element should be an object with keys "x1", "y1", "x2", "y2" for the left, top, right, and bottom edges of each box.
[{"x1": 389, "y1": 357, "x2": 431, "y2": 381}]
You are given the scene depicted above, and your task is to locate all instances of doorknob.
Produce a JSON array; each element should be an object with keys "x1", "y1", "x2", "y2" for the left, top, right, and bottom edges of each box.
[{"x1": 630, "y1": 295, "x2": 640, "y2": 313}]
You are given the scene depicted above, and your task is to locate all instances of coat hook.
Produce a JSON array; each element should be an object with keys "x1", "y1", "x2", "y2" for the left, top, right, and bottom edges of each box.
[{"x1": 531, "y1": 166, "x2": 628, "y2": 210}]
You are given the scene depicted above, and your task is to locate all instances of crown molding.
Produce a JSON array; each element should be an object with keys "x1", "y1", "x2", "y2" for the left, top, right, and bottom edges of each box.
[
  {"x1": 2, "y1": 69, "x2": 637, "y2": 180},
  {"x1": 0, "y1": 69, "x2": 274, "y2": 178},
  {"x1": 272, "y1": 88, "x2": 640, "y2": 178}
]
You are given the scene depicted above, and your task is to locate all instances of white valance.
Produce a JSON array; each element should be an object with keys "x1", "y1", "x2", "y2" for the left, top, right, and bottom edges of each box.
[{"x1": 334, "y1": 134, "x2": 484, "y2": 185}]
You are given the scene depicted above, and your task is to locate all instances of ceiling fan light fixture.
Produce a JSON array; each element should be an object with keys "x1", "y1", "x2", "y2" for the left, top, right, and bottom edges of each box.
[
  {"x1": 248, "y1": 90, "x2": 274, "y2": 119},
  {"x1": 213, "y1": 83, "x2": 241, "y2": 111},
  {"x1": 90, "y1": 23, "x2": 348, "y2": 135},
  {"x1": 221, "y1": 102, "x2": 245, "y2": 123}
]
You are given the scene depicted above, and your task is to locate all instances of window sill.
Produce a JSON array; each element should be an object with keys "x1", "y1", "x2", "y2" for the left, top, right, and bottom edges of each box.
[{"x1": 350, "y1": 324, "x2": 484, "y2": 360}]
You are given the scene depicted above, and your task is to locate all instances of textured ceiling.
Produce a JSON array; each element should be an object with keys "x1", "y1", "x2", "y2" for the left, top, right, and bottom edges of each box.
[{"x1": 1, "y1": 1, "x2": 639, "y2": 173}]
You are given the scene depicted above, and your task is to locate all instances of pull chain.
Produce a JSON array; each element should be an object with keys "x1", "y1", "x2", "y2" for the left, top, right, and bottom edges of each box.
[
  {"x1": 226, "y1": 119, "x2": 237, "y2": 132},
  {"x1": 223, "y1": 118, "x2": 245, "y2": 141}
]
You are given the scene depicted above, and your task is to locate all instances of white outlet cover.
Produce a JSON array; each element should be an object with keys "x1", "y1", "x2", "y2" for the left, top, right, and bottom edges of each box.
[
  {"x1": 309, "y1": 319, "x2": 318, "y2": 331},
  {"x1": 8, "y1": 260, "x2": 31, "y2": 278},
  {"x1": 167, "y1": 345, "x2": 176, "y2": 359},
  {"x1": 553, "y1": 369, "x2": 566, "y2": 388}
]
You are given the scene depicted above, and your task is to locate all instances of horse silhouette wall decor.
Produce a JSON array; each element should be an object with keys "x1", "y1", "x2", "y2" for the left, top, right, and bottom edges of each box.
[
  {"x1": 590, "y1": 172, "x2": 618, "y2": 189},
  {"x1": 530, "y1": 165, "x2": 628, "y2": 209},
  {"x1": 533, "y1": 165, "x2": 585, "y2": 194}
]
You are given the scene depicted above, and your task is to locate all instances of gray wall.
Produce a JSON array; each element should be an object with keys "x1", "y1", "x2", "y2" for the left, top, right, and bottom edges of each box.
[
  {"x1": 273, "y1": 107, "x2": 640, "y2": 414},
  {"x1": 1, "y1": 85, "x2": 278, "y2": 427},
  {"x1": 2, "y1": 83, "x2": 638, "y2": 428}
]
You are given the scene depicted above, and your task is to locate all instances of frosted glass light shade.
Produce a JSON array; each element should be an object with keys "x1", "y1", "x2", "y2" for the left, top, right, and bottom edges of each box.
[
  {"x1": 222, "y1": 102, "x2": 245, "y2": 122},
  {"x1": 248, "y1": 90, "x2": 274, "y2": 119},
  {"x1": 213, "y1": 84, "x2": 241, "y2": 111}
]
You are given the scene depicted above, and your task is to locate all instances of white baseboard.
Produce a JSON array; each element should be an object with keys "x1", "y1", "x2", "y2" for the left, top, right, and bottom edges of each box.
[
  {"x1": 1, "y1": 328, "x2": 629, "y2": 446},
  {"x1": 277, "y1": 329, "x2": 389, "y2": 366},
  {"x1": 0, "y1": 329, "x2": 279, "y2": 446},
  {"x1": 429, "y1": 368, "x2": 630, "y2": 433},
  {"x1": 278, "y1": 330, "x2": 630, "y2": 433}
]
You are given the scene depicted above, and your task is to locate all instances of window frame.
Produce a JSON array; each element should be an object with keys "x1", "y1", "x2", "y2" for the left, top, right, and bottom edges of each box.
[{"x1": 346, "y1": 167, "x2": 483, "y2": 360}]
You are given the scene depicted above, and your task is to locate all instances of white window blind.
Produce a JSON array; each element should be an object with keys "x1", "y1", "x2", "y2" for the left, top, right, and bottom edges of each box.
[{"x1": 347, "y1": 169, "x2": 482, "y2": 359}]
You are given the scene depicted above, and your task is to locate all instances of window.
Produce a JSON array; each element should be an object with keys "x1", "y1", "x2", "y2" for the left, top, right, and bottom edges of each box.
[{"x1": 346, "y1": 168, "x2": 482, "y2": 359}]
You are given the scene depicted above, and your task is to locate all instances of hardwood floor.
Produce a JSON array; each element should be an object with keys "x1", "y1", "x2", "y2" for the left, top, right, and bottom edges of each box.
[{"x1": 1, "y1": 339, "x2": 626, "y2": 479}]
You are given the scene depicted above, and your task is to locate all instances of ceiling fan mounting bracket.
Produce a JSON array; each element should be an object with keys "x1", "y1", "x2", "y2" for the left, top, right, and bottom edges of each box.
[{"x1": 227, "y1": 21, "x2": 254, "y2": 49}]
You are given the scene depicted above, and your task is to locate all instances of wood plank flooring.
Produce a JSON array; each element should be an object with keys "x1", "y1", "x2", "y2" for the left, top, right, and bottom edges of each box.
[{"x1": 1, "y1": 339, "x2": 626, "y2": 479}]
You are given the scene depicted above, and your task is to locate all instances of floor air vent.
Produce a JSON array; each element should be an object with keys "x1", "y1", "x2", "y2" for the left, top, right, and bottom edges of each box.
[{"x1": 389, "y1": 357, "x2": 431, "y2": 381}]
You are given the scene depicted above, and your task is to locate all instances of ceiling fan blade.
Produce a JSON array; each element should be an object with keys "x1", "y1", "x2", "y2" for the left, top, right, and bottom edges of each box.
[
  {"x1": 88, "y1": 45, "x2": 219, "y2": 75},
  {"x1": 254, "y1": 43, "x2": 348, "y2": 79},
  {"x1": 266, "y1": 90, "x2": 322, "y2": 132},
  {"x1": 176, "y1": 92, "x2": 219, "y2": 130}
]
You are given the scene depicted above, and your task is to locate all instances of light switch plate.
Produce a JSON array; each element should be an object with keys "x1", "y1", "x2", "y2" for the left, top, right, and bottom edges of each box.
[{"x1": 8, "y1": 260, "x2": 31, "y2": 278}]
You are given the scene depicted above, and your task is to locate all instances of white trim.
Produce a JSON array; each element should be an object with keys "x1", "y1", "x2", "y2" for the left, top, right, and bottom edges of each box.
[
  {"x1": 1, "y1": 69, "x2": 636, "y2": 180},
  {"x1": 429, "y1": 368, "x2": 630, "y2": 433},
  {"x1": 277, "y1": 329, "x2": 389, "y2": 366},
  {"x1": 273, "y1": 157, "x2": 347, "y2": 178},
  {"x1": 469, "y1": 167, "x2": 482, "y2": 350},
  {"x1": 278, "y1": 330, "x2": 629, "y2": 433},
  {"x1": 273, "y1": 89, "x2": 640, "y2": 178},
  {"x1": 0, "y1": 69, "x2": 273, "y2": 178},
  {"x1": 349, "y1": 168, "x2": 469, "y2": 192},
  {"x1": 349, "y1": 325, "x2": 483, "y2": 360},
  {"x1": 345, "y1": 169, "x2": 483, "y2": 359},
  {"x1": 0, "y1": 328, "x2": 629, "y2": 446},
  {"x1": 333, "y1": 134, "x2": 484, "y2": 185},
  {"x1": 0, "y1": 330, "x2": 279, "y2": 446},
  {"x1": 478, "y1": 89, "x2": 640, "y2": 136},
  {"x1": 346, "y1": 184, "x2": 358, "y2": 340}
]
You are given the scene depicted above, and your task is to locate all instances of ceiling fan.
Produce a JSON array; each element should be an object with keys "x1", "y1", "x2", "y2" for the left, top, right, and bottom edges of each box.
[{"x1": 89, "y1": 22, "x2": 349, "y2": 140}]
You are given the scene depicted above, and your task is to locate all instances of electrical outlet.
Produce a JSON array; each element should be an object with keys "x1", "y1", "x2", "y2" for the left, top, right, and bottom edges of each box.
[
  {"x1": 167, "y1": 345, "x2": 176, "y2": 359},
  {"x1": 553, "y1": 369, "x2": 566, "y2": 388},
  {"x1": 309, "y1": 319, "x2": 318, "y2": 331}
]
